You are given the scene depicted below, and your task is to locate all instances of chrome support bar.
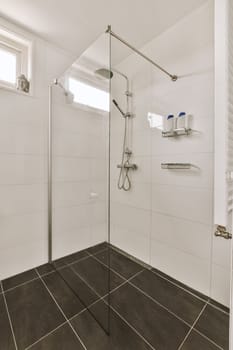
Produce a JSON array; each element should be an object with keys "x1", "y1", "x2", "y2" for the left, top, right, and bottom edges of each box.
[
  {"x1": 106, "y1": 26, "x2": 178, "y2": 81},
  {"x1": 48, "y1": 85, "x2": 53, "y2": 263}
]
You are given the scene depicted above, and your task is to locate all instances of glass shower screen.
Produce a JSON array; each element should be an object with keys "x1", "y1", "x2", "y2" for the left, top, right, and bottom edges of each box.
[{"x1": 49, "y1": 32, "x2": 111, "y2": 333}]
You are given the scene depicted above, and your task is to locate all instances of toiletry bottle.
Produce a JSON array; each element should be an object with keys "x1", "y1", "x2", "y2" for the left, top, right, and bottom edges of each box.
[
  {"x1": 164, "y1": 114, "x2": 174, "y2": 132},
  {"x1": 177, "y1": 112, "x2": 186, "y2": 129}
]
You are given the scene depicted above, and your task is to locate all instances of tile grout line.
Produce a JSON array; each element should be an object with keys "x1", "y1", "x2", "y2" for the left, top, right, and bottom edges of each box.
[
  {"x1": 90, "y1": 249, "x2": 228, "y2": 348},
  {"x1": 68, "y1": 264, "x2": 157, "y2": 349},
  {"x1": 35, "y1": 269, "x2": 88, "y2": 350},
  {"x1": 92, "y1": 249, "x2": 228, "y2": 347},
  {"x1": 109, "y1": 244, "x2": 229, "y2": 315},
  {"x1": 1, "y1": 244, "x2": 228, "y2": 350},
  {"x1": 191, "y1": 300, "x2": 225, "y2": 350},
  {"x1": 193, "y1": 329, "x2": 224, "y2": 350},
  {"x1": 1, "y1": 247, "x2": 108, "y2": 295},
  {"x1": 150, "y1": 269, "x2": 208, "y2": 304},
  {"x1": 25, "y1": 297, "x2": 105, "y2": 350},
  {"x1": 25, "y1": 269, "x2": 144, "y2": 350},
  {"x1": 3, "y1": 277, "x2": 40, "y2": 294},
  {"x1": 206, "y1": 301, "x2": 230, "y2": 316},
  {"x1": 177, "y1": 302, "x2": 208, "y2": 350},
  {"x1": 2, "y1": 243, "x2": 228, "y2": 316},
  {"x1": 89, "y1": 250, "x2": 193, "y2": 328},
  {"x1": 94, "y1": 245, "x2": 214, "y2": 307},
  {"x1": 86, "y1": 250, "x2": 144, "y2": 282},
  {"x1": 148, "y1": 268, "x2": 229, "y2": 316},
  {"x1": 24, "y1": 321, "x2": 68, "y2": 350},
  {"x1": 0, "y1": 281, "x2": 18, "y2": 350},
  {"x1": 108, "y1": 303, "x2": 156, "y2": 350}
]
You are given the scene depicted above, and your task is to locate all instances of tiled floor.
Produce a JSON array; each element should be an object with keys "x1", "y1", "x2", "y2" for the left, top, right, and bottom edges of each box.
[{"x1": 0, "y1": 242, "x2": 229, "y2": 350}]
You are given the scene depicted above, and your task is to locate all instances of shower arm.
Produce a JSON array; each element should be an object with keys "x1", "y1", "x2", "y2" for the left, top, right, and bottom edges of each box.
[{"x1": 106, "y1": 26, "x2": 178, "y2": 82}]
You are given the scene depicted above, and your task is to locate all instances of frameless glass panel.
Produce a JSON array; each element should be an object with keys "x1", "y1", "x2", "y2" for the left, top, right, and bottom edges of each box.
[
  {"x1": 109, "y1": 24, "x2": 215, "y2": 346},
  {"x1": 50, "y1": 32, "x2": 110, "y2": 333}
]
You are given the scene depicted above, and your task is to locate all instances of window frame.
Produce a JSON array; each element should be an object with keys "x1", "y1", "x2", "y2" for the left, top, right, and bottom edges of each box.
[
  {"x1": 0, "y1": 41, "x2": 21, "y2": 88},
  {"x1": 0, "y1": 26, "x2": 32, "y2": 94}
]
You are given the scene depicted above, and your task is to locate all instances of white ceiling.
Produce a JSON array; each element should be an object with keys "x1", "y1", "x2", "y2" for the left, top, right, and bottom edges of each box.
[{"x1": 0, "y1": 0, "x2": 207, "y2": 59}]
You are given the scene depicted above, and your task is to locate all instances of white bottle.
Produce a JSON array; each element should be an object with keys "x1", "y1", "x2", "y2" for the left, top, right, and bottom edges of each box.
[
  {"x1": 176, "y1": 112, "x2": 186, "y2": 129},
  {"x1": 164, "y1": 115, "x2": 174, "y2": 132}
]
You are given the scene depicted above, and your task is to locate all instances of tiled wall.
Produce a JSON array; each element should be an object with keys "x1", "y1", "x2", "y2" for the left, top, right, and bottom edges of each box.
[
  {"x1": 110, "y1": 1, "x2": 230, "y2": 306},
  {"x1": 0, "y1": 18, "x2": 75, "y2": 280},
  {"x1": 51, "y1": 88, "x2": 108, "y2": 260}
]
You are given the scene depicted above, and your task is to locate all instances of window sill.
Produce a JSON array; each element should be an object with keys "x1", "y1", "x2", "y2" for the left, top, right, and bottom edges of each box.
[{"x1": 0, "y1": 83, "x2": 33, "y2": 98}]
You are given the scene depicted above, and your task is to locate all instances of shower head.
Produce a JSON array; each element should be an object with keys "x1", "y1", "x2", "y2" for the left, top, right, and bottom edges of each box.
[
  {"x1": 54, "y1": 79, "x2": 74, "y2": 104},
  {"x1": 95, "y1": 68, "x2": 114, "y2": 80}
]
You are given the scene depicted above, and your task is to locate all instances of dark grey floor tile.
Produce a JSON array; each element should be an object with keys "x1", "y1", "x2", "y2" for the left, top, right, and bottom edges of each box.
[
  {"x1": 86, "y1": 242, "x2": 109, "y2": 255},
  {"x1": 0, "y1": 294, "x2": 16, "y2": 350},
  {"x1": 110, "y1": 282, "x2": 190, "y2": 350},
  {"x1": 53, "y1": 250, "x2": 88, "y2": 268},
  {"x1": 57, "y1": 266, "x2": 100, "y2": 308},
  {"x1": 37, "y1": 263, "x2": 56, "y2": 276},
  {"x1": 95, "y1": 248, "x2": 143, "y2": 279},
  {"x1": 195, "y1": 304, "x2": 229, "y2": 349},
  {"x1": 209, "y1": 298, "x2": 230, "y2": 314},
  {"x1": 180, "y1": 330, "x2": 221, "y2": 350},
  {"x1": 42, "y1": 270, "x2": 86, "y2": 319},
  {"x1": 131, "y1": 269, "x2": 205, "y2": 325},
  {"x1": 29, "y1": 323, "x2": 83, "y2": 350},
  {"x1": 2, "y1": 269, "x2": 38, "y2": 291},
  {"x1": 152, "y1": 267, "x2": 208, "y2": 302},
  {"x1": 72, "y1": 256, "x2": 124, "y2": 297},
  {"x1": 71, "y1": 300, "x2": 152, "y2": 350},
  {"x1": 5, "y1": 279, "x2": 65, "y2": 350}
]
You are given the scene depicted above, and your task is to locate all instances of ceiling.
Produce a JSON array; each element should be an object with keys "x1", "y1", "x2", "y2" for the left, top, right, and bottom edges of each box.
[{"x1": 0, "y1": 0, "x2": 207, "y2": 60}]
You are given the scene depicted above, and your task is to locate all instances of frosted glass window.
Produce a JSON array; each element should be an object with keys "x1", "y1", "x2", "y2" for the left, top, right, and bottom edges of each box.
[
  {"x1": 69, "y1": 77, "x2": 109, "y2": 112},
  {"x1": 0, "y1": 47, "x2": 17, "y2": 85}
]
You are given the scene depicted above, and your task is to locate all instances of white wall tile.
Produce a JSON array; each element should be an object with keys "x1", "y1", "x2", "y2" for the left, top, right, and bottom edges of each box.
[
  {"x1": 53, "y1": 156, "x2": 91, "y2": 182},
  {"x1": 151, "y1": 212, "x2": 212, "y2": 260},
  {"x1": 0, "y1": 184, "x2": 47, "y2": 216},
  {"x1": 210, "y1": 264, "x2": 231, "y2": 307},
  {"x1": 151, "y1": 240, "x2": 211, "y2": 296},
  {"x1": 0, "y1": 154, "x2": 47, "y2": 185},
  {"x1": 111, "y1": 181, "x2": 151, "y2": 210},
  {"x1": 152, "y1": 184, "x2": 213, "y2": 224}
]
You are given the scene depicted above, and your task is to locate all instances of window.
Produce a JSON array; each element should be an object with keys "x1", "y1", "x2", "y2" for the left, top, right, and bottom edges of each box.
[
  {"x1": 68, "y1": 77, "x2": 109, "y2": 112},
  {"x1": 0, "y1": 26, "x2": 32, "y2": 92},
  {"x1": 0, "y1": 45, "x2": 18, "y2": 86}
]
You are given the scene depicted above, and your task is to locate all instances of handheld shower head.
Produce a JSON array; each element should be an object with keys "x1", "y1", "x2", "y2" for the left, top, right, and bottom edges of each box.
[{"x1": 112, "y1": 99, "x2": 126, "y2": 117}]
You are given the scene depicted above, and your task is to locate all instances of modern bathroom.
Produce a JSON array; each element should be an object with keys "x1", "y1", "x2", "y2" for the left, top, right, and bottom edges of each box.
[{"x1": 0, "y1": 0, "x2": 232, "y2": 349}]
